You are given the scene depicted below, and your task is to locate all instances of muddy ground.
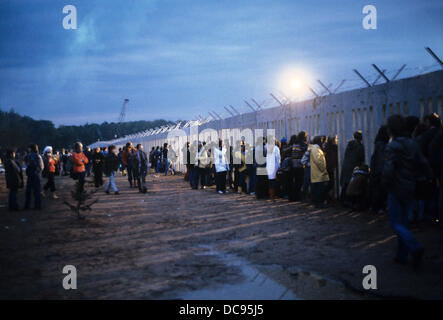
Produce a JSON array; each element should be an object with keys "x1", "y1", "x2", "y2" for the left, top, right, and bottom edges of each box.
[{"x1": 0, "y1": 173, "x2": 442, "y2": 300}]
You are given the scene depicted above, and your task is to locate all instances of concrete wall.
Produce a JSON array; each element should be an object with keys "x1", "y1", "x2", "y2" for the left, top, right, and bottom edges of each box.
[{"x1": 90, "y1": 69, "x2": 443, "y2": 175}]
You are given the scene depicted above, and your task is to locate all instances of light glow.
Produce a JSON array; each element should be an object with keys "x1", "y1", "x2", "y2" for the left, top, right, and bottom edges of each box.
[{"x1": 276, "y1": 66, "x2": 313, "y2": 101}]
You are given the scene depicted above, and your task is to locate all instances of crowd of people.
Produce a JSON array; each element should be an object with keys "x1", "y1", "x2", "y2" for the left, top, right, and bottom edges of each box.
[{"x1": 1, "y1": 112, "x2": 442, "y2": 269}]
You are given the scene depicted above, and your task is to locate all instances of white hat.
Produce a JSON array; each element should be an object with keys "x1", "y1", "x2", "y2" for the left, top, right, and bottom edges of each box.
[{"x1": 43, "y1": 146, "x2": 53, "y2": 153}]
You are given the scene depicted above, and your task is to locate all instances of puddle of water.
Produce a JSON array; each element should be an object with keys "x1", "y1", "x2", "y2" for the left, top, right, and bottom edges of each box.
[{"x1": 176, "y1": 245, "x2": 299, "y2": 300}]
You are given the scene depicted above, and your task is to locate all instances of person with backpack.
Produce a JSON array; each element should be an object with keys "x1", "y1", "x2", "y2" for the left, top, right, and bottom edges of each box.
[
  {"x1": 24, "y1": 144, "x2": 44, "y2": 210},
  {"x1": 104, "y1": 145, "x2": 120, "y2": 195},
  {"x1": 5, "y1": 148, "x2": 24, "y2": 211},
  {"x1": 382, "y1": 115, "x2": 432, "y2": 270},
  {"x1": 70, "y1": 142, "x2": 89, "y2": 193},
  {"x1": 42, "y1": 146, "x2": 58, "y2": 199}
]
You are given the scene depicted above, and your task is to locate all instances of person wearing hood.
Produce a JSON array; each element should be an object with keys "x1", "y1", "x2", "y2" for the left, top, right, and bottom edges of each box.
[
  {"x1": 42, "y1": 146, "x2": 58, "y2": 199},
  {"x1": 308, "y1": 136, "x2": 330, "y2": 208},
  {"x1": 340, "y1": 131, "x2": 365, "y2": 205}
]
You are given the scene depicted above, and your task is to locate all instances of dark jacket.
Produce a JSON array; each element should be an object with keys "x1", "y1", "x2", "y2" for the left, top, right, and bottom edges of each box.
[
  {"x1": 289, "y1": 141, "x2": 308, "y2": 169},
  {"x1": 92, "y1": 152, "x2": 105, "y2": 171},
  {"x1": 324, "y1": 143, "x2": 338, "y2": 172},
  {"x1": 340, "y1": 140, "x2": 365, "y2": 186},
  {"x1": 5, "y1": 159, "x2": 23, "y2": 189},
  {"x1": 417, "y1": 126, "x2": 439, "y2": 159},
  {"x1": 132, "y1": 150, "x2": 148, "y2": 176},
  {"x1": 370, "y1": 141, "x2": 387, "y2": 179},
  {"x1": 382, "y1": 137, "x2": 432, "y2": 201},
  {"x1": 428, "y1": 128, "x2": 443, "y2": 178},
  {"x1": 104, "y1": 153, "x2": 120, "y2": 175}
]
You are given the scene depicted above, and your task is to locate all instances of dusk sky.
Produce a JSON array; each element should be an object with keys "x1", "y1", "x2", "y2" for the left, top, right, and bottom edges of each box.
[{"x1": 0, "y1": 0, "x2": 442, "y2": 126}]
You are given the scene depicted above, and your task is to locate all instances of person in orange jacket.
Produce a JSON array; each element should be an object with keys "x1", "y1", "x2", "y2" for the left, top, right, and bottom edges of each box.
[
  {"x1": 71, "y1": 142, "x2": 89, "y2": 192},
  {"x1": 42, "y1": 146, "x2": 59, "y2": 199}
]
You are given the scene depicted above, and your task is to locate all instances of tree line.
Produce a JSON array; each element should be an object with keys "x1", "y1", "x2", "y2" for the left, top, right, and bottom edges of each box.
[{"x1": 0, "y1": 108, "x2": 177, "y2": 151}]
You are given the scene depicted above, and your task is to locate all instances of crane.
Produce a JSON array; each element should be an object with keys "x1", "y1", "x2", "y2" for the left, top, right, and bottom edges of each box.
[{"x1": 115, "y1": 99, "x2": 129, "y2": 138}]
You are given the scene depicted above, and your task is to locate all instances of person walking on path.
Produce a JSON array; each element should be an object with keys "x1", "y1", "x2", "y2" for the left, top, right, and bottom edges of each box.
[
  {"x1": 122, "y1": 142, "x2": 136, "y2": 187},
  {"x1": 134, "y1": 144, "x2": 148, "y2": 193},
  {"x1": 382, "y1": 115, "x2": 432, "y2": 270},
  {"x1": 104, "y1": 145, "x2": 120, "y2": 195}
]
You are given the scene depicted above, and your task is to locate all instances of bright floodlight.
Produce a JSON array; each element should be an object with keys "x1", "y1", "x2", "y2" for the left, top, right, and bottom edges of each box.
[{"x1": 277, "y1": 66, "x2": 312, "y2": 100}]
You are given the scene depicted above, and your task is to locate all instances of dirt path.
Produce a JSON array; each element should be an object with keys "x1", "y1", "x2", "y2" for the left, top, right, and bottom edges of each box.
[{"x1": 0, "y1": 174, "x2": 442, "y2": 299}]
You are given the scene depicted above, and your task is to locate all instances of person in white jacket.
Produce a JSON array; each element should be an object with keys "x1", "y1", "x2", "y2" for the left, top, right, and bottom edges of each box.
[
  {"x1": 266, "y1": 139, "x2": 281, "y2": 199},
  {"x1": 213, "y1": 139, "x2": 229, "y2": 194}
]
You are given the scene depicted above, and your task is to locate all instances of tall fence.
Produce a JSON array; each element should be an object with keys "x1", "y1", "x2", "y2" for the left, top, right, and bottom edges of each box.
[{"x1": 90, "y1": 69, "x2": 443, "y2": 176}]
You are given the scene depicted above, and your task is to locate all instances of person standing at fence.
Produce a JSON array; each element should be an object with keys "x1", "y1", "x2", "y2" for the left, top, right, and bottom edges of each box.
[
  {"x1": 234, "y1": 141, "x2": 247, "y2": 193},
  {"x1": 324, "y1": 136, "x2": 338, "y2": 203},
  {"x1": 301, "y1": 136, "x2": 311, "y2": 202},
  {"x1": 92, "y1": 147, "x2": 105, "y2": 188},
  {"x1": 189, "y1": 142, "x2": 199, "y2": 189},
  {"x1": 42, "y1": 146, "x2": 58, "y2": 199},
  {"x1": 246, "y1": 142, "x2": 256, "y2": 195},
  {"x1": 288, "y1": 132, "x2": 308, "y2": 202},
  {"x1": 149, "y1": 147, "x2": 155, "y2": 173},
  {"x1": 266, "y1": 138, "x2": 281, "y2": 200},
  {"x1": 429, "y1": 125, "x2": 443, "y2": 223},
  {"x1": 197, "y1": 142, "x2": 210, "y2": 189},
  {"x1": 255, "y1": 137, "x2": 269, "y2": 199},
  {"x1": 214, "y1": 139, "x2": 229, "y2": 194},
  {"x1": 163, "y1": 143, "x2": 170, "y2": 176},
  {"x1": 308, "y1": 136, "x2": 329, "y2": 208},
  {"x1": 24, "y1": 144, "x2": 44, "y2": 210},
  {"x1": 104, "y1": 145, "x2": 120, "y2": 195},
  {"x1": 418, "y1": 113, "x2": 441, "y2": 223},
  {"x1": 340, "y1": 131, "x2": 365, "y2": 206},
  {"x1": 5, "y1": 148, "x2": 23, "y2": 211},
  {"x1": 382, "y1": 115, "x2": 431, "y2": 270},
  {"x1": 369, "y1": 125, "x2": 389, "y2": 214}
]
